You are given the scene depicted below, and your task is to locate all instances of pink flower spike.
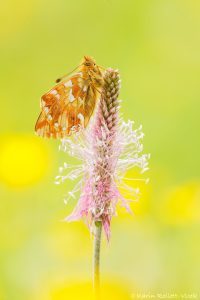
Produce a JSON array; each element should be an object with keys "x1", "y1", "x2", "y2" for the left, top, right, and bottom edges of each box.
[{"x1": 57, "y1": 68, "x2": 149, "y2": 241}]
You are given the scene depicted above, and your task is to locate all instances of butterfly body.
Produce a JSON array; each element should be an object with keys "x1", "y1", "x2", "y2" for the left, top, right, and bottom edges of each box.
[{"x1": 35, "y1": 56, "x2": 104, "y2": 138}]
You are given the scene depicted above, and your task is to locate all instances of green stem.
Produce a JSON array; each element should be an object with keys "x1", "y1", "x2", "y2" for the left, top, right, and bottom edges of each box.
[{"x1": 93, "y1": 221, "x2": 102, "y2": 300}]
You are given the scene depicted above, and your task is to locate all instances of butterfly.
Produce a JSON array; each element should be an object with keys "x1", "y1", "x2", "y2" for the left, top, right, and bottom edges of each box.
[{"x1": 35, "y1": 56, "x2": 104, "y2": 138}]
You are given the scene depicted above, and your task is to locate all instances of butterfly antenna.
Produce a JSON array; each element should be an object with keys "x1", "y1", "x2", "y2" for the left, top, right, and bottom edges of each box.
[{"x1": 55, "y1": 65, "x2": 81, "y2": 83}]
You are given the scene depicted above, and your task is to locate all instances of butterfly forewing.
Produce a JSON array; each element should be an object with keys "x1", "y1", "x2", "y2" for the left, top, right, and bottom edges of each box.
[
  {"x1": 35, "y1": 57, "x2": 103, "y2": 138},
  {"x1": 35, "y1": 72, "x2": 94, "y2": 138}
]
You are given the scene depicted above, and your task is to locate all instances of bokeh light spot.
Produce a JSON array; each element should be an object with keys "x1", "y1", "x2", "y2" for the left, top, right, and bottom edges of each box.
[{"x1": 0, "y1": 135, "x2": 50, "y2": 187}]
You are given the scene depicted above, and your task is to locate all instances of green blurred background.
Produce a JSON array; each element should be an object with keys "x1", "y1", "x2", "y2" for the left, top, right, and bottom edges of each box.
[{"x1": 0, "y1": 0, "x2": 200, "y2": 299}]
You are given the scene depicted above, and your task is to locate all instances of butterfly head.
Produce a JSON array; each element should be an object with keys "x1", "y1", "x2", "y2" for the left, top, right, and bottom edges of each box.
[
  {"x1": 82, "y1": 56, "x2": 100, "y2": 72},
  {"x1": 82, "y1": 56, "x2": 104, "y2": 87},
  {"x1": 83, "y1": 56, "x2": 96, "y2": 66}
]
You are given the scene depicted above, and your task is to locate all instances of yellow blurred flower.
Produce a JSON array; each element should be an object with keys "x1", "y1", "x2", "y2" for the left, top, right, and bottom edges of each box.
[
  {"x1": 0, "y1": 135, "x2": 51, "y2": 187},
  {"x1": 161, "y1": 182, "x2": 200, "y2": 225},
  {"x1": 41, "y1": 281, "x2": 131, "y2": 300}
]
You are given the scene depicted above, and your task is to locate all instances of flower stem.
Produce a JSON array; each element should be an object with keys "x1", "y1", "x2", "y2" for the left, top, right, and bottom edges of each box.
[{"x1": 93, "y1": 221, "x2": 102, "y2": 299}]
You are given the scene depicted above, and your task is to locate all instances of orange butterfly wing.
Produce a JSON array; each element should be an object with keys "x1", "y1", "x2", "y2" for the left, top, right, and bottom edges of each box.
[{"x1": 35, "y1": 73, "x2": 98, "y2": 138}]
